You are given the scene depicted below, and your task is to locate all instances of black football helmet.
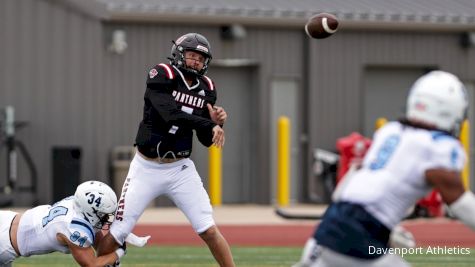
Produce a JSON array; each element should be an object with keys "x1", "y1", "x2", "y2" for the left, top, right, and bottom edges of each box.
[{"x1": 169, "y1": 33, "x2": 212, "y2": 76}]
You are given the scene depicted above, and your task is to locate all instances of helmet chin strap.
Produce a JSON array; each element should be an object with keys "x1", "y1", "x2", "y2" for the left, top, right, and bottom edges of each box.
[
  {"x1": 179, "y1": 66, "x2": 202, "y2": 81},
  {"x1": 183, "y1": 62, "x2": 199, "y2": 74}
]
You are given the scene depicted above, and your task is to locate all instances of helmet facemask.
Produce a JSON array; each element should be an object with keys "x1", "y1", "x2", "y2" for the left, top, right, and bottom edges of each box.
[
  {"x1": 80, "y1": 205, "x2": 115, "y2": 230},
  {"x1": 95, "y1": 210, "x2": 115, "y2": 230}
]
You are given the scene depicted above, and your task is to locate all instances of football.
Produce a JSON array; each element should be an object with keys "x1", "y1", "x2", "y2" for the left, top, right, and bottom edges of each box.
[{"x1": 305, "y1": 13, "x2": 339, "y2": 39}]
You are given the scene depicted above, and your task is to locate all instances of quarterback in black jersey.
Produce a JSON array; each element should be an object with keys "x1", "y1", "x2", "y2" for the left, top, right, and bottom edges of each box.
[
  {"x1": 135, "y1": 56, "x2": 222, "y2": 159},
  {"x1": 97, "y1": 33, "x2": 235, "y2": 267}
]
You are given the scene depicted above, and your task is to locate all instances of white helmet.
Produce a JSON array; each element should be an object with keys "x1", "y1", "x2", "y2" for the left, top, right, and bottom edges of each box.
[
  {"x1": 406, "y1": 70, "x2": 468, "y2": 136},
  {"x1": 74, "y1": 180, "x2": 117, "y2": 230}
]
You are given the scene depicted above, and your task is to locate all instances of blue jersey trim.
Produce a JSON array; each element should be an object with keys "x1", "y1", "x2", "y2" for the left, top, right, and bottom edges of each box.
[
  {"x1": 451, "y1": 148, "x2": 459, "y2": 167},
  {"x1": 430, "y1": 131, "x2": 454, "y2": 141},
  {"x1": 71, "y1": 219, "x2": 95, "y2": 243}
]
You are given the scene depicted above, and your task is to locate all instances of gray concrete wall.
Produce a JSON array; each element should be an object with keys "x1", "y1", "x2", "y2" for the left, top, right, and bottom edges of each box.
[
  {"x1": 2, "y1": 1, "x2": 475, "y2": 205},
  {"x1": 0, "y1": 0, "x2": 104, "y2": 205}
]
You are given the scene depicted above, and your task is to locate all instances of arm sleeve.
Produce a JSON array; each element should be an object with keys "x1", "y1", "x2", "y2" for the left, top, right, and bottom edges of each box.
[
  {"x1": 60, "y1": 219, "x2": 95, "y2": 248},
  {"x1": 423, "y1": 138, "x2": 466, "y2": 172},
  {"x1": 195, "y1": 108, "x2": 214, "y2": 146},
  {"x1": 448, "y1": 191, "x2": 475, "y2": 231},
  {"x1": 195, "y1": 78, "x2": 218, "y2": 146},
  {"x1": 196, "y1": 128, "x2": 214, "y2": 147},
  {"x1": 147, "y1": 66, "x2": 217, "y2": 133}
]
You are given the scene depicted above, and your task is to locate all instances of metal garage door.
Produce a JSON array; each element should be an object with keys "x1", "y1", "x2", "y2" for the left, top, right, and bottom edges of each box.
[
  {"x1": 363, "y1": 67, "x2": 427, "y2": 137},
  {"x1": 192, "y1": 66, "x2": 254, "y2": 203}
]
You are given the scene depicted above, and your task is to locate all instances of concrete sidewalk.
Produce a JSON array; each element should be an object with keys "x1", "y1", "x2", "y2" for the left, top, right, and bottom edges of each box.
[{"x1": 136, "y1": 204, "x2": 327, "y2": 225}]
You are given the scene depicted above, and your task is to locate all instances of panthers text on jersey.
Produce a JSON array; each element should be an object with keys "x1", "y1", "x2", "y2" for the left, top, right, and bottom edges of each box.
[{"x1": 135, "y1": 63, "x2": 218, "y2": 159}]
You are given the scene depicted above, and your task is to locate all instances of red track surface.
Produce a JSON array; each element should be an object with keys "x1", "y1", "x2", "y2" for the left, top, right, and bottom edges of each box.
[
  {"x1": 133, "y1": 219, "x2": 475, "y2": 247},
  {"x1": 403, "y1": 220, "x2": 475, "y2": 247}
]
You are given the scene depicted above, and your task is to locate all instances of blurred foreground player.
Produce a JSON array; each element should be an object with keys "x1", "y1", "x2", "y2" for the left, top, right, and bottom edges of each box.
[{"x1": 294, "y1": 70, "x2": 474, "y2": 267}]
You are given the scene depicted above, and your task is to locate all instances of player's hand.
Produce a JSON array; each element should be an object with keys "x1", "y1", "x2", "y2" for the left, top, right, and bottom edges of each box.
[
  {"x1": 207, "y1": 104, "x2": 227, "y2": 125},
  {"x1": 108, "y1": 243, "x2": 126, "y2": 267},
  {"x1": 212, "y1": 125, "x2": 225, "y2": 147}
]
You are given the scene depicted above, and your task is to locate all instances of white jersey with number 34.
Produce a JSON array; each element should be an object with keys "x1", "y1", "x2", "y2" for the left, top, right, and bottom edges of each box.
[
  {"x1": 16, "y1": 197, "x2": 95, "y2": 257},
  {"x1": 339, "y1": 121, "x2": 466, "y2": 229}
]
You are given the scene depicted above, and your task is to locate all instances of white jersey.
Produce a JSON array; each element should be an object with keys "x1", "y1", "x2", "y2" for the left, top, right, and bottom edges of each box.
[
  {"x1": 339, "y1": 121, "x2": 466, "y2": 229},
  {"x1": 17, "y1": 197, "x2": 95, "y2": 257}
]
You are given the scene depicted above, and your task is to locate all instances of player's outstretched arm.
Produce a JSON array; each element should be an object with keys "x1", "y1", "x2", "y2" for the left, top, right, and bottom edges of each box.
[
  {"x1": 426, "y1": 169, "x2": 475, "y2": 230},
  {"x1": 57, "y1": 233, "x2": 124, "y2": 267},
  {"x1": 425, "y1": 169, "x2": 465, "y2": 204},
  {"x1": 147, "y1": 87, "x2": 217, "y2": 132}
]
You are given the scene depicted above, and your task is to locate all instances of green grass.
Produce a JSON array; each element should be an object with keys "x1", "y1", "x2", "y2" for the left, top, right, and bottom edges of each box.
[
  {"x1": 13, "y1": 246, "x2": 475, "y2": 267},
  {"x1": 404, "y1": 247, "x2": 475, "y2": 267}
]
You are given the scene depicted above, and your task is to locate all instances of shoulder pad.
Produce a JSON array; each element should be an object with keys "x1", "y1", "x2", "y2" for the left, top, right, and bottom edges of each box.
[
  {"x1": 202, "y1": 75, "x2": 214, "y2": 91},
  {"x1": 428, "y1": 138, "x2": 465, "y2": 171},
  {"x1": 65, "y1": 218, "x2": 95, "y2": 248}
]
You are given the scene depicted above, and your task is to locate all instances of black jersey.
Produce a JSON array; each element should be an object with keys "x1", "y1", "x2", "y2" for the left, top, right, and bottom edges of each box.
[{"x1": 135, "y1": 63, "x2": 218, "y2": 158}]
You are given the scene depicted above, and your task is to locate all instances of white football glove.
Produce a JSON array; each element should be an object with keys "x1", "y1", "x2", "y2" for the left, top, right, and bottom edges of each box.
[
  {"x1": 389, "y1": 225, "x2": 416, "y2": 248},
  {"x1": 125, "y1": 232, "x2": 151, "y2": 247}
]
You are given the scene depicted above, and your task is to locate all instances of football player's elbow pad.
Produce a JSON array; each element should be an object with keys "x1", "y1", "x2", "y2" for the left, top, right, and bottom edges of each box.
[{"x1": 448, "y1": 191, "x2": 475, "y2": 231}]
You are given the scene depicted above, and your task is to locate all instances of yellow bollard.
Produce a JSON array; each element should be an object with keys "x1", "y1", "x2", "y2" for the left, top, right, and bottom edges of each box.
[
  {"x1": 460, "y1": 120, "x2": 470, "y2": 190},
  {"x1": 277, "y1": 116, "x2": 290, "y2": 206},
  {"x1": 375, "y1": 117, "x2": 388, "y2": 131},
  {"x1": 209, "y1": 145, "x2": 222, "y2": 206}
]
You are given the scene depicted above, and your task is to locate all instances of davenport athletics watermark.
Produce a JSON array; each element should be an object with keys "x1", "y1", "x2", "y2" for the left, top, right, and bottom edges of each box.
[{"x1": 369, "y1": 246, "x2": 471, "y2": 258}]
